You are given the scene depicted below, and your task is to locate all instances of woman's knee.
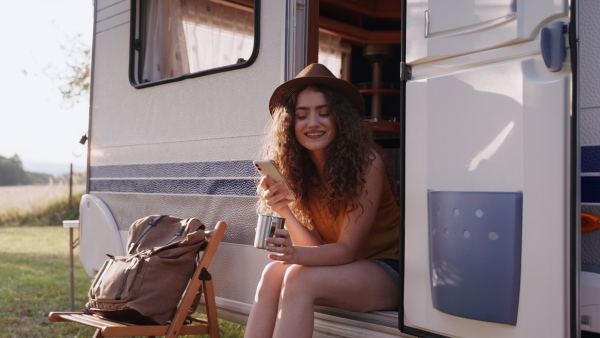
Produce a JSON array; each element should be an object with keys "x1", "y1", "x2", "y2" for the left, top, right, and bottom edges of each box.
[
  {"x1": 256, "y1": 262, "x2": 288, "y2": 293},
  {"x1": 281, "y1": 265, "x2": 320, "y2": 300},
  {"x1": 264, "y1": 261, "x2": 296, "y2": 280}
]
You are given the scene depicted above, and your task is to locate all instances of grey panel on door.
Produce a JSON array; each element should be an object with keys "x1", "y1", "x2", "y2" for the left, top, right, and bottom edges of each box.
[{"x1": 428, "y1": 191, "x2": 523, "y2": 325}]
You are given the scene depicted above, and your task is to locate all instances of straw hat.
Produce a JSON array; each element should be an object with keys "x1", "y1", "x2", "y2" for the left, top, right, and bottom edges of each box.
[{"x1": 268, "y1": 63, "x2": 365, "y2": 116}]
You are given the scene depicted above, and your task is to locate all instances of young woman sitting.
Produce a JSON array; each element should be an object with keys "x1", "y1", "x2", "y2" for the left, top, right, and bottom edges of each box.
[{"x1": 245, "y1": 63, "x2": 401, "y2": 338}]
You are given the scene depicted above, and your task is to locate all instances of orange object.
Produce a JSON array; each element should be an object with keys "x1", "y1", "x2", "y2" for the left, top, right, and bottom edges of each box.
[{"x1": 582, "y1": 213, "x2": 600, "y2": 232}]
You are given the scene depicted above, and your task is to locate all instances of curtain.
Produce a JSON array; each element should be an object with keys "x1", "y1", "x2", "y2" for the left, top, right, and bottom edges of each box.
[
  {"x1": 140, "y1": 0, "x2": 341, "y2": 82},
  {"x1": 141, "y1": 0, "x2": 190, "y2": 82},
  {"x1": 318, "y1": 32, "x2": 343, "y2": 78},
  {"x1": 140, "y1": 0, "x2": 255, "y2": 83},
  {"x1": 181, "y1": 0, "x2": 254, "y2": 73}
]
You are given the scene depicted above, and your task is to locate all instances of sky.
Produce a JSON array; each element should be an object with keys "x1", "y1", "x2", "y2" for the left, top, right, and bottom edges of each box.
[{"x1": 0, "y1": 1, "x2": 94, "y2": 176}]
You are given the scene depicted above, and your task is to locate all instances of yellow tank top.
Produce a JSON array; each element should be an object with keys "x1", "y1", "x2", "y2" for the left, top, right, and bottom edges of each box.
[{"x1": 306, "y1": 183, "x2": 400, "y2": 261}]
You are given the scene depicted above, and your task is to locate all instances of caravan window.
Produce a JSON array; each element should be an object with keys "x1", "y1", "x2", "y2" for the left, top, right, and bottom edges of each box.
[{"x1": 130, "y1": 0, "x2": 258, "y2": 87}]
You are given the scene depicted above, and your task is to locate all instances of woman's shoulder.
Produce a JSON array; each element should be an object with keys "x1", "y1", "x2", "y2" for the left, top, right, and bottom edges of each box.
[
  {"x1": 368, "y1": 148, "x2": 385, "y2": 169},
  {"x1": 361, "y1": 149, "x2": 387, "y2": 185}
]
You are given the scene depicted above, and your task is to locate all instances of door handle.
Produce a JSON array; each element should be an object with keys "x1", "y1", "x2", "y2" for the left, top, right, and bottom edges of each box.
[
  {"x1": 424, "y1": 10, "x2": 430, "y2": 38},
  {"x1": 541, "y1": 21, "x2": 567, "y2": 72}
]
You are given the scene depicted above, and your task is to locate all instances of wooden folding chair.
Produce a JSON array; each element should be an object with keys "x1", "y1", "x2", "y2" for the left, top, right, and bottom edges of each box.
[{"x1": 49, "y1": 221, "x2": 227, "y2": 338}]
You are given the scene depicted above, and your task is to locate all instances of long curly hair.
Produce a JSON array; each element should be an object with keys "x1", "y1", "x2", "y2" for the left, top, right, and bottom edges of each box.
[{"x1": 262, "y1": 84, "x2": 380, "y2": 230}]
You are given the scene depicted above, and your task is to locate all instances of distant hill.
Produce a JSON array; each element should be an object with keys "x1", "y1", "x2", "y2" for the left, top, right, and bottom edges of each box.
[{"x1": 0, "y1": 154, "x2": 54, "y2": 186}]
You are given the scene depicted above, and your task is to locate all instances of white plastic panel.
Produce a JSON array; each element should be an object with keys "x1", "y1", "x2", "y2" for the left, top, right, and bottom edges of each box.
[
  {"x1": 405, "y1": 0, "x2": 568, "y2": 64},
  {"x1": 425, "y1": 61, "x2": 524, "y2": 192},
  {"x1": 427, "y1": 0, "x2": 515, "y2": 37},
  {"x1": 404, "y1": 53, "x2": 570, "y2": 337},
  {"x1": 79, "y1": 194, "x2": 125, "y2": 277}
]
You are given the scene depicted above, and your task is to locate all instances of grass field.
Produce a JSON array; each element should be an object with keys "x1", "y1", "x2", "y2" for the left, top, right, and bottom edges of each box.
[
  {"x1": 0, "y1": 184, "x2": 85, "y2": 227},
  {"x1": 0, "y1": 184, "x2": 85, "y2": 214},
  {"x1": 0, "y1": 226, "x2": 246, "y2": 337},
  {"x1": 0, "y1": 185, "x2": 246, "y2": 337},
  {"x1": 0, "y1": 226, "x2": 96, "y2": 337}
]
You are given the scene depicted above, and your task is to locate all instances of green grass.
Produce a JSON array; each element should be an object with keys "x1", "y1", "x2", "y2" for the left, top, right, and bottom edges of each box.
[
  {"x1": 0, "y1": 187, "x2": 246, "y2": 337},
  {"x1": 0, "y1": 226, "x2": 246, "y2": 337},
  {"x1": 0, "y1": 226, "x2": 96, "y2": 337}
]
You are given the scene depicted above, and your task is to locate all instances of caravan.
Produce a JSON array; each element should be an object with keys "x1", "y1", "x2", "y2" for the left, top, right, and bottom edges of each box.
[{"x1": 80, "y1": 0, "x2": 597, "y2": 337}]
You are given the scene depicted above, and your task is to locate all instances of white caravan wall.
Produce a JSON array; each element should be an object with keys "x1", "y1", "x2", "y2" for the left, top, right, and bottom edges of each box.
[
  {"x1": 91, "y1": 1, "x2": 275, "y2": 167},
  {"x1": 88, "y1": 0, "x2": 289, "y2": 311}
]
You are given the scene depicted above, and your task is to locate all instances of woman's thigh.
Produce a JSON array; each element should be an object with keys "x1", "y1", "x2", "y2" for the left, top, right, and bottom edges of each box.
[{"x1": 284, "y1": 260, "x2": 398, "y2": 312}]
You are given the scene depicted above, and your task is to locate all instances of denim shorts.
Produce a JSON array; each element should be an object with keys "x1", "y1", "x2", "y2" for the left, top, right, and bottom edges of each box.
[{"x1": 373, "y1": 259, "x2": 400, "y2": 288}]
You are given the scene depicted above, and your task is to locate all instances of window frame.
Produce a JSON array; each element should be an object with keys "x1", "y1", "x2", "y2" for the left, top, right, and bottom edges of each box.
[{"x1": 128, "y1": 0, "x2": 261, "y2": 89}]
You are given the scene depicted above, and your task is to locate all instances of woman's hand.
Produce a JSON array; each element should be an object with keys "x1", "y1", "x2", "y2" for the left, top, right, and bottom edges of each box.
[
  {"x1": 265, "y1": 228, "x2": 296, "y2": 263},
  {"x1": 257, "y1": 175, "x2": 295, "y2": 215}
]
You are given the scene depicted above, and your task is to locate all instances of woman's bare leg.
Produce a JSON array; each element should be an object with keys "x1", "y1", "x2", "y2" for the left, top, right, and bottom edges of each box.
[
  {"x1": 244, "y1": 262, "x2": 291, "y2": 338},
  {"x1": 272, "y1": 260, "x2": 398, "y2": 338}
]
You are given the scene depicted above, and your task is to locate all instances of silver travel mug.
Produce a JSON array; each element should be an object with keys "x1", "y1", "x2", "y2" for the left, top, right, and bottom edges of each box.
[{"x1": 254, "y1": 214, "x2": 285, "y2": 249}]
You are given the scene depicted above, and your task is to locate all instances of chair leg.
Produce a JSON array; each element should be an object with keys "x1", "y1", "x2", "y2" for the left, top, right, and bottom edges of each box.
[
  {"x1": 203, "y1": 279, "x2": 220, "y2": 338},
  {"x1": 92, "y1": 328, "x2": 104, "y2": 338}
]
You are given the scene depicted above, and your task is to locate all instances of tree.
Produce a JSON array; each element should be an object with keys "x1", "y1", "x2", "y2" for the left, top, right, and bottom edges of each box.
[
  {"x1": 58, "y1": 33, "x2": 91, "y2": 105},
  {"x1": 0, "y1": 155, "x2": 30, "y2": 185},
  {"x1": 43, "y1": 32, "x2": 92, "y2": 108},
  {"x1": 0, "y1": 154, "x2": 53, "y2": 186}
]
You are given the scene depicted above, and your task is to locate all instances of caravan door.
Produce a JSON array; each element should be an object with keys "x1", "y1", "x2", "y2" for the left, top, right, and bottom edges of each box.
[{"x1": 401, "y1": 0, "x2": 577, "y2": 337}]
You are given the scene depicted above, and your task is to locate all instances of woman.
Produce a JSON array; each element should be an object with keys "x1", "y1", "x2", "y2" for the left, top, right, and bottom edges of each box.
[{"x1": 245, "y1": 64, "x2": 400, "y2": 338}]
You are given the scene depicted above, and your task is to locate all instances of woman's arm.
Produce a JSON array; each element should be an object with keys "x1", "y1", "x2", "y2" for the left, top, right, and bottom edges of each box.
[
  {"x1": 266, "y1": 152, "x2": 386, "y2": 266},
  {"x1": 258, "y1": 176, "x2": 323, "y2": 246},
  {"x1": 276, "y1": 206, "x2": 324, "y2": 246}
]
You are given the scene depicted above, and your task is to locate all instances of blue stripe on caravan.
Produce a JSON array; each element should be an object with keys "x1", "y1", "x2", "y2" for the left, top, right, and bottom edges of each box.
[
  {"x1": 582, "y1": 146, "x2": 600, "y2": 173},
  {"x1": 89, "y1": 179, "x2": 257, "y2": 196},
  {"x1": 582, "y1": 177, "x2": 600, "y2": 203},
  {"x1": 90, "y1": 160, "x2": 256, "y2": 178}
]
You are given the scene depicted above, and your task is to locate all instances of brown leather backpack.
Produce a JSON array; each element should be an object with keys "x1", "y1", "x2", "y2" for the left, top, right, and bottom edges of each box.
[{"x1": 86, "y1": 215, "x2": 207, "y2": 325}]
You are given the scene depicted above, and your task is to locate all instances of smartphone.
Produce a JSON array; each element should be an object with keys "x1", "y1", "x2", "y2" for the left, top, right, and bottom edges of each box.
[{"x1": 253, "y1": 160, "x2": 297, "y2": 200}]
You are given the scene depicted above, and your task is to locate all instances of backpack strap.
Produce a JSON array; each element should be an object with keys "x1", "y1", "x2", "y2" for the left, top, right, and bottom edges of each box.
[
  {"x1": 128, "y1": 215, "x2": 167, "y2": 254},
  {"x1": 163, "y1": 221, "x2": 187, "y2": 246}
]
